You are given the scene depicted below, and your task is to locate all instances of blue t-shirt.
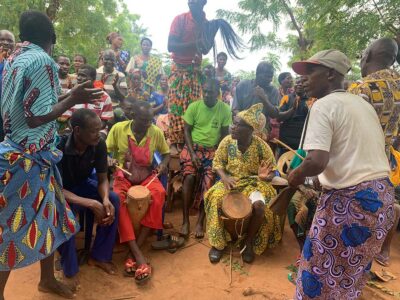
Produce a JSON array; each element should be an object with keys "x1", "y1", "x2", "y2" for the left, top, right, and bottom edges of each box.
[{"x1": 149, "y1": 92, "x2": 167, "y2": 115}]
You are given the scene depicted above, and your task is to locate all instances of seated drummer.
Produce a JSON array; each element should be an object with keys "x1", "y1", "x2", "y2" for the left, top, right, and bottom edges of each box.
[
  {"x1": 204, "y1": 103, "x2": 282, "y2": 264},
  {"x1": 106, "y1": 101, "x2": 169, "y2": 283},
  {"x1": 57, "y1": 109, "x2": 119, "y2": 281},
  {"x1": 180, "y1": 78, "x2": 231, "y2": 238}
]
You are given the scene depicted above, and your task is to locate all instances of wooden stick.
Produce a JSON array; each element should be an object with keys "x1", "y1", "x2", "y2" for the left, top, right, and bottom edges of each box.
[
  {"x1": 115, "y1": 165, "x2": 132, "y2": 177},
  {"x1": 144, "y1": 173, "x2": 159, "y2": 188},
  {"x1": 273, "y1": 138, "x2": 305, "y2": 161},
  {"x1": 229, "y1": 246, "x2": 233, "y2": 286}
]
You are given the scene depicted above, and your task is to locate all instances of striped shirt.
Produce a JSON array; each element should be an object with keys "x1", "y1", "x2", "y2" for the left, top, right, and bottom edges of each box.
[
  {"x1": 1, "y1": 42, "x2": 61, "y2": 152},
  {"x1": 61, "y1": 91, "x2": 113, "y2": 120}
]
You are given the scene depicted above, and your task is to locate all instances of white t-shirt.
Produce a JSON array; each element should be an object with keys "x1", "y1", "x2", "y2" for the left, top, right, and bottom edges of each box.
[{"x1": 303, "y1": 91, "x2": 389, "y2": 190}]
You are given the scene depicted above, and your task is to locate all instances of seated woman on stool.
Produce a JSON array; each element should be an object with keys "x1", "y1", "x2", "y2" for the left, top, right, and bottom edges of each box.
[{"x1": 204, "y1": 103, "x2": 282, "y2": 264}]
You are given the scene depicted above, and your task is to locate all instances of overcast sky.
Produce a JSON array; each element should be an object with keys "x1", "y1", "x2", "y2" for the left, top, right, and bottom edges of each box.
[{"x1": 126, "y1": 0, "x2": 293, "y2": 74}]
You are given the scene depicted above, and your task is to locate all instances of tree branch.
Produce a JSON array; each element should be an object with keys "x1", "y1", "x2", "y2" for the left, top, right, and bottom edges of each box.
[
  {"x1": 279, "y1": 0, "x2": 310, "y2": 57},
  {"x1": 371, "y1": 0, "x2": 398, "y2": 34},
  {"x1": 279, "y1": 0, "x2": 303, "y2": 42}
]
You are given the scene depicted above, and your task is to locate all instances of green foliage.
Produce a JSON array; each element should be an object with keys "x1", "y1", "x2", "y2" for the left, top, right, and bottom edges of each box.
[
  {"x1": 218, "y1": 0, "x2": 400, "y2": 76},
  {"x1": 234, "y1": 69, "x2": 256, "y2": 80},
  {"x1": 262, "y1": 52, "x2": 282, "y2": 73},
  {"x1": 0, "y1": 0, "x2": 146, "y2": 67}
]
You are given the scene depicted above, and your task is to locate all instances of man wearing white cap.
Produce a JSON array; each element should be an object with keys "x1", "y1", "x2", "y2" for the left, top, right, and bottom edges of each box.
[{"x1": 288, "y1": 49, "x2": 395, "y2": 299}]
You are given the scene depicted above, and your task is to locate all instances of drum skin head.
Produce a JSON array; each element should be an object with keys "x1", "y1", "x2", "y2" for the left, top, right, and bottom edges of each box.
[
  {"x1": 128, "y1": 185, "x2": 149, "y2": 198},
  {"x1": 222, "y1": 192, "x2": 252, "y2": 220}
]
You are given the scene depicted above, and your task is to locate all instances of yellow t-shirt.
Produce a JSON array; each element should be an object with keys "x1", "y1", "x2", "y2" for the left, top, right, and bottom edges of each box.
[{"x1": 106, "y1": 120, "x2": 169, "y2": 166}]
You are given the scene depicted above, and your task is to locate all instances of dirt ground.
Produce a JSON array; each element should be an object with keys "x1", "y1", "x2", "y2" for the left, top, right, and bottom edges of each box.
[{"x1": 5, "y1": 201, "x2": 400, "y2": 300}]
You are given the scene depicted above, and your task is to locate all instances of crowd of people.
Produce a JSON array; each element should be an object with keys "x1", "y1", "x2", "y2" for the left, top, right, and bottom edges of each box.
[{"x1": 0, "y1": 0, "x2": 399, "y2": 299}]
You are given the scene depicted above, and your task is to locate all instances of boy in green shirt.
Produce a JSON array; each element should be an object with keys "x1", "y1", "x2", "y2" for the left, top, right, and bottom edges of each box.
[{"x1": 180, "y1": 79, "x2": 232, "y2": 237}]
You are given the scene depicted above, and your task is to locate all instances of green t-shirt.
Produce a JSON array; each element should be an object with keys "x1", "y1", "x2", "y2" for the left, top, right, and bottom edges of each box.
[{"x1": 183, "y1": 100, "x2": 232, "y2": 147}]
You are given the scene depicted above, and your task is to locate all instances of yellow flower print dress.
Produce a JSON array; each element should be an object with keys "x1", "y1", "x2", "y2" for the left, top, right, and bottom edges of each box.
[{"x1": 204, "y1": 135, "x2": 282, "y2": 254}]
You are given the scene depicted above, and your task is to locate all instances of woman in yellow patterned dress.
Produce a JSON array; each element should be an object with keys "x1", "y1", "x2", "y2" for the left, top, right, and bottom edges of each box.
[{"x1": 204, "y1": 103, "x2": 282, "y2": 264}]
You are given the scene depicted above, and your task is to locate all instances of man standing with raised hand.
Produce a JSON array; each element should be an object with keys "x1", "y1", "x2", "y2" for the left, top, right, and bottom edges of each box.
[{"x1": 0, "y1": 10, "x2": 103, "y2": 299}]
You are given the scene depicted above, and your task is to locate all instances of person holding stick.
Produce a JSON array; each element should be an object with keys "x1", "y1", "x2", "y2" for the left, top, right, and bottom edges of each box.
[{"x1": 106, "y1": 101, "x2": 169, "y2": 284}]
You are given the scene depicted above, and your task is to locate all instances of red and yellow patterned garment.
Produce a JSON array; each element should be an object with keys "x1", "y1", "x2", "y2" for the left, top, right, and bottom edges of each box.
[{"x1": 106, "y1": 121, "x2": 169, "y2": 242}]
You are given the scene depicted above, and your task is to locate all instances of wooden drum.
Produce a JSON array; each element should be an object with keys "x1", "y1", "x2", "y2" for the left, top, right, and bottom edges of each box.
[
  {"x1": 127, "y1": 185, "x2": 150, "y2": 234},
  {"x1": 221, "y1": 192, "x2": 252, "y2": 240}
]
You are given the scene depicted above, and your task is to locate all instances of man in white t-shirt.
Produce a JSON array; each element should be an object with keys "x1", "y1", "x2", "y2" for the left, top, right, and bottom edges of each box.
[{"x1": 288, "y1": 49, "x2": 395, "y2": 299}]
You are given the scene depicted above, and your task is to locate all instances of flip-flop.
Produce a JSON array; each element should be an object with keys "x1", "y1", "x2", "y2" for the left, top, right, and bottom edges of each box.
[
  {"x1": 374, "y1": 253, "x2": 389, "y2": 267},
  {"x1": 135, "y1": 264, "x2": 151, "y2": 284},
  {"x1": 151, "y1": 235, "x2": 185, "y2": 250},
  {"x1": 242, "y1": 245, "x2": 255, "y2": 264},
  {"x1": 373, "y1": 270, "x2": 397, "y2": 282},
  {"x1": 209, "y1": 247, "x2": 224, "y2": 263},
  {"x1": 123, "y1": 258, "x2": 137, "y2": 277}
]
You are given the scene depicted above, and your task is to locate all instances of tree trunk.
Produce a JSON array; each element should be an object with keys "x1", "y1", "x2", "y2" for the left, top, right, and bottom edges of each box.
[{"x1": 279, "y1": 0, "x2": 310, "y2": 59}]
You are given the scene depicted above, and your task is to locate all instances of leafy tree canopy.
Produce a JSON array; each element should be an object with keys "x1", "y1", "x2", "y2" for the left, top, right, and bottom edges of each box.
[
  {"x1": 0, "y1": 0, "x2": 146, "y2": 66},
  {"x1": 218, "y1": 0, "x2": 400, "y2": 78}
]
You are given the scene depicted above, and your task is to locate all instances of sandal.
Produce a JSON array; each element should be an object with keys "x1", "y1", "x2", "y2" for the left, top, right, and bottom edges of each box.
[
  {"x1": 123, "y1": 258, "x2": 137, "y2": 277},
  {"x1": 374, "y1": 253, "x2": 389, "y2": 267},
  {"x1": 242, "y1": 245, "x2": 255, "y2": 264},
  {"x1": 209, "y1": 247, "x2": 224, "y2": 263},
  {"x1": 135, "y1": 263, "x2": 152, "y2": 284},
  {"x1": 151, "y1": 234, "x2": 185, "y2": 250}
]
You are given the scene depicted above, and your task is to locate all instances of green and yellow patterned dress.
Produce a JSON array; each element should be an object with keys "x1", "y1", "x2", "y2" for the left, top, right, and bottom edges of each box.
[{"x1": 204, "y1": 135, "x2": 282, "y2": 255}]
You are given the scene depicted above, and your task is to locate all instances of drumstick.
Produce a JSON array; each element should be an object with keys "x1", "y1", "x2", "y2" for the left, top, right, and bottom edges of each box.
[
  {"x1": 272, "y1": 138, "x2": 305, "y2": 161},
  {"x1": 144, "y1": 173, "x2": 159, "y2": 188},
  {"x1": 115, "y1": 165, "x2": 132, "y2": 177}
]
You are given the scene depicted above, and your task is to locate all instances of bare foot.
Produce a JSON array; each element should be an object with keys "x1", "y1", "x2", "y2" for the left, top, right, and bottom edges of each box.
[
  {"x1": 180, "y1": 222, "x2": 190, "y2": 237},
  {"x1": 194, "y1": 222, "x2": 204, "y2": 239},
  {"x1": 38, "y1": 278, "x2": 76, "y2": 299},
  {"x1": 88, "y1": 258, "x2": 117, "y2": 275}
]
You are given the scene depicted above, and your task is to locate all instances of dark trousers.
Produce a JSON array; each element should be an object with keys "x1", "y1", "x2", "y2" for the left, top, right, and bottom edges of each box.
[{"x1": 58, "y1": 177, "x2": 119, "y2": 277}]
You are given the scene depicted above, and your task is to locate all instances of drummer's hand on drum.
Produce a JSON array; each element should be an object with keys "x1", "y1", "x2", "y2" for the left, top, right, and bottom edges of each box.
[
  {"x1": 258, "y1": 160, "x2": 274, "y2": 181},
  {"x1": 221, "y1": 175, "x2": 237, "y2": 190},
  {"x1": 101, "y1": 198, "x2": 115, "y2": 226}
]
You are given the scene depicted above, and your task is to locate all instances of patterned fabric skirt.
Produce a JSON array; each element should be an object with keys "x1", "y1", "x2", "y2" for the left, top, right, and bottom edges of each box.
[
  {"x1": 204, "y1": 177, "x2": 282, "y2": 254},
  {"x1": 180, "y1": 144, "x2": 216, "y2": 210},
  {"x1": 0, "y1": 140, "x2": 79, "y2": 271},
  {"x1": 295, "y1": 178, "x2": 395, "y2": 299},
  {"x1": 168, "y1": 63, "x2": 203, "y2": 144}
]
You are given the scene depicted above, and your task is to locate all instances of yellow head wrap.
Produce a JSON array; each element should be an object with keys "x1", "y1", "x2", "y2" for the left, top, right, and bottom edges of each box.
[{"x1": 237, "y1": 103, "x2": 265, "y2": 131}]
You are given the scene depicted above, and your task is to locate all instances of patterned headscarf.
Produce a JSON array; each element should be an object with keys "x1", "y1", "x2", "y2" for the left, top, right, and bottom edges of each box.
[{"x1": 237, "y1": 103, "x2": 265, "y2": 131}]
